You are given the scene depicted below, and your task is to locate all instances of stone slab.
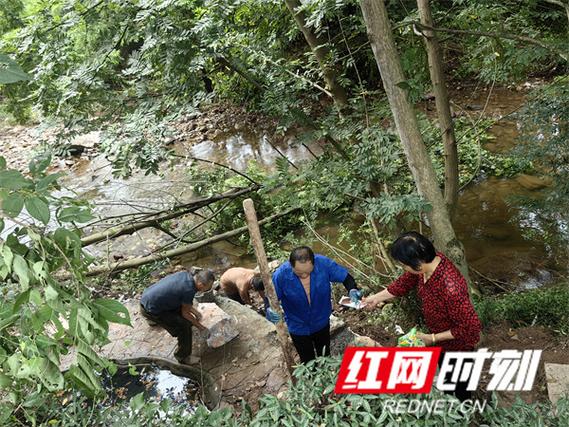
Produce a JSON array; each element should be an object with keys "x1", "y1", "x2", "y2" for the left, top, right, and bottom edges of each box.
[
  {"x1": 545, "y1": 363, "x2": 569, "y2": 407},
  {"x1": 196, "y1": 302, "x2": 240, "y2": 348},
  {"x1": 86, "y1": 296, "x2": 289, "y2": 409}
]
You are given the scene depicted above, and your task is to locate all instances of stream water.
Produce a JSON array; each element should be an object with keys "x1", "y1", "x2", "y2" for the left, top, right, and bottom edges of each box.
[{"x1": 1, "y1": 86, "x2": 562, "y2": 289}]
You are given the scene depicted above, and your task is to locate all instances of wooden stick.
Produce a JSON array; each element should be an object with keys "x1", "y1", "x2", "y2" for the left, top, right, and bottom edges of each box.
[{"x1": 242, "y1": 198, "x2": 296, "y2": 378}]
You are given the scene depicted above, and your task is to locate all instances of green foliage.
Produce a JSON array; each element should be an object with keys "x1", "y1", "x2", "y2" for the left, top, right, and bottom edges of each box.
[
  {"x1": 0, "y1": 53, "x2": 30, "y2": 84},
  {"x1": 475, "y1": 285, "x2": 569, "y2": 334},
  {"x1": 0, "y1": 155, "x2": 130, "y2": 424},
  {"x1": 422, "y1": 115, "x2": 533, "y2": 185},
  {"x1": 435, "y1": 1, "x2": 566, "y2": 83}
]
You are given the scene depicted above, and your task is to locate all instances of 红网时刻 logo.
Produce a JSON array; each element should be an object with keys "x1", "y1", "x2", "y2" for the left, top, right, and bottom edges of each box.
[{"x1": 335, "y1": 347, "x2": 542, "y2": 394}]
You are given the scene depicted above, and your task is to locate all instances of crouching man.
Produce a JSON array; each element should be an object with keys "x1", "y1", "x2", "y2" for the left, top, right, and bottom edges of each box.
[{"x1": 140, "y1": 268, "x2": 215, "y2": 365}]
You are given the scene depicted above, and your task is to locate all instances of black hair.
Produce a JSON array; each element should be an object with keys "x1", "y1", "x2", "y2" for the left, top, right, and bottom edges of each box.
[
  {"x1": 289, "y1": 246, "x2": 315, "y2": 267},
  {"x1": 194, "y1": 269, "x2": 215, "y2": 288},
  {"x1": 251, "y1": 276, "x2": 265, "y2": 292},
  {"x1": 390, "y1": 232, "x2": 436, "y2": 271}
]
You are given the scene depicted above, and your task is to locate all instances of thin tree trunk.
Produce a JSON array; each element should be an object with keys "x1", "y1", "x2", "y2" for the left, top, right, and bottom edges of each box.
[
  {"x1": 243, "y1": 199, "x2": 296, "y2": 378},
  {"x1": 359, "y1": 0, "x2": 478, "y2": 295},
  {"x1": 81, "y1": 186, "x2": 256, "y2": 247},
  {"x1": 78, "y1": 208, "x2": 298, "y2": 277},
  {"x1": 284, "y1": 0, "x2": 349, "y2": 108},
  {"x1": 417, "y1": 0, "x2": 459, "y2": 213}
]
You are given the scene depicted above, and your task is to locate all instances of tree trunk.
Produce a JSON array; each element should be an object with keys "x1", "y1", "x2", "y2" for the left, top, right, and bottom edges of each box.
[
  {"x1": 284, "y1": 0, "x2": 349, "y2": 108},
  {"x1": 417, "y1": 0, "x2": 459, "y2": 213},
  {"x1": 243, "y1": 199, "x2": 296, "y2": 378},
  {"x1": 359, "y1": 0, "x2": 478, "y2": 295}
]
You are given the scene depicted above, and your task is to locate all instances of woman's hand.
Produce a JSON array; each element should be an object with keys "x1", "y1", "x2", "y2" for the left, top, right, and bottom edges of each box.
[
  {"x1": 362, "y1": 294, "x2": 384, "y2": 311},
  {"x1": 416, "y1": 332, "x2": 434, "y2": 346}
]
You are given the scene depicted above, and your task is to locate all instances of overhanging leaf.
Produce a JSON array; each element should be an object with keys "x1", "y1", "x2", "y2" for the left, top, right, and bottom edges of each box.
[
  {"x1": 57, "y1": 206, "x2": 94, "y2": 223},
  {"x1": 93, "y1": 298, "x2": 131, "y2": 326},
  {"x1": 25, "y1": 197, "x2": 50, "y2": 225},
  {"x1": 0, "y1": 170, "x2": 31, "y2": 190},
  {"x1": 2, "y1": 193, "x2": 24, "y2": 218},
  {"x1": 0, "y1": 54, "x2": 30, "y2": 84},
  {"x1": 12, "y1": 255, "x2": 30, "y2": 289}
]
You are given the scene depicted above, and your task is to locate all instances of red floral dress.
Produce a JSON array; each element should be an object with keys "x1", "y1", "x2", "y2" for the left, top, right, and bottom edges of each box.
[{"x1": 387, "y1": 253, "x2": 481, "y2": 351}]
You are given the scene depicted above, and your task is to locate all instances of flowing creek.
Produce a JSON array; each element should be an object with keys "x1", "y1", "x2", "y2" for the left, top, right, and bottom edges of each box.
[{"x1": 0, "y1": 87, "x2": 562, "y2": 288}]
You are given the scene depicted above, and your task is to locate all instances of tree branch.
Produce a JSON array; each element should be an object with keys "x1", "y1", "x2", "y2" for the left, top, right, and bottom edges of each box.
[
  {"x1": 79, "y1": 207, "x2": 299, "y2": 277},
  {"x1": 80, "y1": 186, "x2": 257, "y2": 246},
  {"x1": 413, "y1": 22, "x2": 568, "y2": 62}
]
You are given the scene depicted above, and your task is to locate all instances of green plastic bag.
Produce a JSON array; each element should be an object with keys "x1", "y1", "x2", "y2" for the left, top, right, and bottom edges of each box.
[{"x1": 397, "y1": 327, "x2": 425, "y2": 347}]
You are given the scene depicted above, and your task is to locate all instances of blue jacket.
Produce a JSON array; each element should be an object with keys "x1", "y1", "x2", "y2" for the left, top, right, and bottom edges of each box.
[{"x1": 272, "y1": 255, "x2": 348, "y2": 335}]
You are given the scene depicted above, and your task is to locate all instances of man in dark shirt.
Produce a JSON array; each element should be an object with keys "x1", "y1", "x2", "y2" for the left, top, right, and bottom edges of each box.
[{"x1": 140, "y1": 268, "x2": 215, "y2": 364}]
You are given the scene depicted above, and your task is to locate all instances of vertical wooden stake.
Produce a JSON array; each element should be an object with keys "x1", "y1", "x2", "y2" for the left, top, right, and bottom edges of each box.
[{"x1": 242, "y1": 198, "x2": 296, "y2": 378}]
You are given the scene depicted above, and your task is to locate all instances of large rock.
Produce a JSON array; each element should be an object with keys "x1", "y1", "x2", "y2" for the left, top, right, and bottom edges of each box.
[
  {"x1": 516, "y1": 174, "x2": 552, "y2": 191},
  {"x1": 545, "y1": 363, "x2": 569, "y2": 407},
  {"x1": 196, "y1": 302, "x2": 239, "y2": 348},
  {"x1": 330, "y1": 314, "x2": 346, "y2": 336}
]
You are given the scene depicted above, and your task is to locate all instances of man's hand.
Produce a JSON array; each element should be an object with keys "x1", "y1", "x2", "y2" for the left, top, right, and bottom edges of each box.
[
  {"x1": 196, "y1": 322, "x2": 207, "y2": 332},
  {"x1": 266, "y1": 307, "x2": 281, "y2": 324}
]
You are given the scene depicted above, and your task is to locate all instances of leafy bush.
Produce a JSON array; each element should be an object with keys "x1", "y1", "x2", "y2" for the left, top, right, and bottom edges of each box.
[
  {"x1": 0, "y1": 155, "x2": 131, "y2": 424},
  {"x1": 475, "y1": 285, "x2": 569, "y2": 333}
]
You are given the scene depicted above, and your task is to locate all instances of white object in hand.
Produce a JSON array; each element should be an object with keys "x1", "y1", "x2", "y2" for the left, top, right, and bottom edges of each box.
[{"x1": 339, "y1": 296, "x2": 367, "y2": 309}]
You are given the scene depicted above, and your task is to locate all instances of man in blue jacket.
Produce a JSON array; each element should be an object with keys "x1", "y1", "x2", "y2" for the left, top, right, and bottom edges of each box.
[{"x1": 272, "y1": 246, "x2": 361, "y2": 363}]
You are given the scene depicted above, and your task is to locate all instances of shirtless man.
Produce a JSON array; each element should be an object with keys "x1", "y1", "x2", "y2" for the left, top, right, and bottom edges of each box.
[{"x1": 219, "y1": 267, "x2": 261, "y2": 305}]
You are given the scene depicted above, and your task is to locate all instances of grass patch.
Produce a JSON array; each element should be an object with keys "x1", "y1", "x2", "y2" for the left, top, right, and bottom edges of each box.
[{"x1": 475, "y1": 284, "x2": 569, "y2": 334}]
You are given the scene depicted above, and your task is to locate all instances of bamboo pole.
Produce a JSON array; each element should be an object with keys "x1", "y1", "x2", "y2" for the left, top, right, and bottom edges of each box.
[{"x1": 242, "y1": 198, "x2": 296, "y2": 378}]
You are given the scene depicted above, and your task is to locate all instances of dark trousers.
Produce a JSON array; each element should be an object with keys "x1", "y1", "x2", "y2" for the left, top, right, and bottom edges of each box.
[
  {"x1": 140, "y1": 304, "x2": 193, "y2": 361},
  {"x1": 226, "y1": 292, "x2": 245, "y2": 305},
  {"x1": 290, "y1": 324, "x2": 331, "y2": 364},
  {"x1": 437, "y1": 352, "x2": 475, "y2": 402}
]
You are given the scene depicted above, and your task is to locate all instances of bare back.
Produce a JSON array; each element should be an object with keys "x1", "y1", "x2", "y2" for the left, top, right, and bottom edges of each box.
[{"x1": 219, "y1": 267, "x2": 256, "y2": 303}]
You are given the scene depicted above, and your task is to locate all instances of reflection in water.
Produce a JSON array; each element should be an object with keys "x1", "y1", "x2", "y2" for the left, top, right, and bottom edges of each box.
[
  {"x1": 454, "y1": 177, "x2": 555, "y2": 285},
  {"x1": 102, "y1": 365, "x2": 201, "y2": 410},
  {"x1": 189, "y1": 132, "x2": 321, "y2": 171}
]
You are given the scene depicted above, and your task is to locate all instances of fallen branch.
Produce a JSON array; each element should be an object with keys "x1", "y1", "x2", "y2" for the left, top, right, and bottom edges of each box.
[
  {"x1": 81, "y1": 207, "x2": 299, "y2": 277},
  {"x1": 81, "y1": 186, "x2": 257, "y2": 247}
]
